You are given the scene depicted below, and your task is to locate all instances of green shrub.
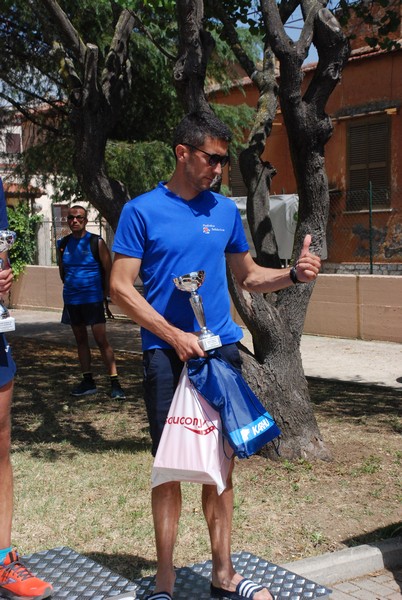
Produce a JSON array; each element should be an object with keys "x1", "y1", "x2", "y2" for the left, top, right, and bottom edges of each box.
[
  {"x1": 106, "y1": 140, "x2": 176, "y2": 199},
  {"x1": 6, "y1": 203, "x2": 42, "y2": 278}
]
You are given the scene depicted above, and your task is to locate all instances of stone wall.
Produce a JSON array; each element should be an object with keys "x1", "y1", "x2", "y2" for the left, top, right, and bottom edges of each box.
[{"x1": 9, "y1": 266, "x2": 402, "y2": 343}]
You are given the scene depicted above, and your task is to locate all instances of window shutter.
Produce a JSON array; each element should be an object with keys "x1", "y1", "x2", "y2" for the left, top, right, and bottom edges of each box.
[{"x1": 347, "y1": 117, "x2": 390, "y2": 209}]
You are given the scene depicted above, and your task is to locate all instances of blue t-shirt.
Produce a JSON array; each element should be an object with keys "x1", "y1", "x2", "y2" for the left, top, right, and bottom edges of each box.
[
  {"x1": 57, "y1": 232, "x2": 103, "y2": 304},
  {"x1": 113, "y1": 182, "x2": 249, "y2": 350}
]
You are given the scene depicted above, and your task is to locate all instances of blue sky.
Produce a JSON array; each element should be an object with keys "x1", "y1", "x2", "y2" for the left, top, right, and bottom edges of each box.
[{"x1": 284, "y1": 7, "x2": 319, "y2": 64}]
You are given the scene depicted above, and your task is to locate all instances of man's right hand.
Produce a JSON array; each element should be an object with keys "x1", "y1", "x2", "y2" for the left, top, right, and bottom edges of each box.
[
  {"x1": 172, "y1": 331, "x2": 207, "y2": 362},
  {"x1": 0, "y1": 266, "x2": 13, "y2": 297}
]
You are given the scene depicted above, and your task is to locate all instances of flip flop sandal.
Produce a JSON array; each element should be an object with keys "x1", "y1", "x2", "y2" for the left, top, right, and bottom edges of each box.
[
  {"x1": 211, "y1": 578, "x2": 275, "y2": 599},
  {"x1": 145, "y1": 593, "x2": 172, "y2": 600}
]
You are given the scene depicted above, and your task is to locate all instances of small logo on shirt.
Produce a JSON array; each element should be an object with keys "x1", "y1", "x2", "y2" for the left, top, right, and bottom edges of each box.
[{"x1": 202, "y1": 223, "x2": 225, "y2": 234}]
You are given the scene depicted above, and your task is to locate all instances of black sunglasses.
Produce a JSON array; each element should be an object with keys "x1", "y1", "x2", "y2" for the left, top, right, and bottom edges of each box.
[
  {"x1": 184, "y1": 143, "x2": 229, "y2": 168},
  {"x1": 67, "y1": 215, "x2": 85, "y2": 222}
]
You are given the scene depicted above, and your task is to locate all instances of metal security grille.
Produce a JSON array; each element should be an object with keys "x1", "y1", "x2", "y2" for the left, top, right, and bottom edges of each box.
[{"x1": 18, "y1": 547, "x2": 331, "y2": 600}]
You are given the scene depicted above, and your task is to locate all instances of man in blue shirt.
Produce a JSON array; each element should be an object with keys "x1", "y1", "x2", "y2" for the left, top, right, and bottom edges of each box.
[
  {"x1": 110, "y1": 112, "x2": 321, "y2": 600},
  {"x1": 0, "y1": 178, "x2": 53, "y2": 599},
  {"x1": 57, "y1": 205, "x2": 125, "y2": 399}
]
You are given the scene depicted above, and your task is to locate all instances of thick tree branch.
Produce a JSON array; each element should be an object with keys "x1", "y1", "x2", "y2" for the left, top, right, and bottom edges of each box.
[
  {"x1": 174, "y1": 0, "x2": 213, "y2": 113},
  {"x1": 261, "y1": 0, "x2": 297, "y2": 60},
  {"x1": 38, "y1": 0, "x2": 87, "y2": 65},
  {"x1": 205, "y1": 0, "x2": 259, "y2": 83},
  {"x1": 51, "y1": 42, "x2": 83, "y2": 92},
  {"x1": 304, "y1": 8, "x2": 351, "y2": 114},
  {"x1": 278, "y1": 0, "x2": 303, "y2": 22},
  {"x1": 102, "y1": 10, "x2": 138, "y2": 112}
]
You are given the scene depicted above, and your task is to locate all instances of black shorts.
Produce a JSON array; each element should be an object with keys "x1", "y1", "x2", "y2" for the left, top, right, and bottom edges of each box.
[
  {"x1": 143, "y1": 343, "x2": 242, "y2": 456},
  {"x1": 61, "y1": 302, "x2": 106, "y2": 326}
]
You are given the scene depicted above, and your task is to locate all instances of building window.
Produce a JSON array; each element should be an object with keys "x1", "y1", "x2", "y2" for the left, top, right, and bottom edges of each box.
[
  {"x1": 5, "y1": 133, "x2": 21, "y2": 154},
  {"x1": 346, "y1": 116, "x2": 390, "y2": 210}
]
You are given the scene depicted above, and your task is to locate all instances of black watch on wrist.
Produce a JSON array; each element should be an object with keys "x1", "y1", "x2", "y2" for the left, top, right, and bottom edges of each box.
[{"x1": 289, "y1": 266, "x2": 301, "y2": 284}]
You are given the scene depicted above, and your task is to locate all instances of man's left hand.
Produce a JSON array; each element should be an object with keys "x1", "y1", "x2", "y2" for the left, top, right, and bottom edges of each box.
[
  {"x1": 294, "y1": 234, "x2": 321, "y2": 283},
  {"x1": 104, "y1": 297, "x2": 114, "y2": 319}
]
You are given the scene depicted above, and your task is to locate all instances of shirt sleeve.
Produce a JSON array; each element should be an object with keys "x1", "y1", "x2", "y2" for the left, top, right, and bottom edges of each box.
[
  {"x1": 112, "y1": 201, "x2": 146, "y2": 259},
  {"x1": 225, "y1": 204, "x2": 249, "y2": 254}
]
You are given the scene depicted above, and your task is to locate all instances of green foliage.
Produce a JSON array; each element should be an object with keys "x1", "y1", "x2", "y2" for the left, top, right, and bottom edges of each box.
[
  {"x1": 1, "y1": 0, "x2": 182, "y2": 208},
  {"x1": 206, "y1": 27, "x2": 263, "y2": 94},
  {"x1": 205, "y1": 0, "x2": 264, "y2": 35},
  {"x1": 105, "y1": 140, "x2": 176, "y2": 198},
  {"x1": 111, "y1": 31, "x2": 182, "y2": 142},
  {"x1": 6, "y1": 204, "x2": 42, "y2": 278},
  {"x1": 212, "y1": 103, "x2": 255, "y2": 153}
]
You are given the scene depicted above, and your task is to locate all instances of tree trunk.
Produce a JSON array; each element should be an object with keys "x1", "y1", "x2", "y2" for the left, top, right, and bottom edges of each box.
[{"x1": 206, "y1": 0, "x2": 350, "y2": 459}]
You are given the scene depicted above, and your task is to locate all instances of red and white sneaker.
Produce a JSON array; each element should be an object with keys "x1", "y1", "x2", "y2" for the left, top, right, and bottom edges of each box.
[{"x1": 0, "y1": 549, "x2": 53, "y2": 599}]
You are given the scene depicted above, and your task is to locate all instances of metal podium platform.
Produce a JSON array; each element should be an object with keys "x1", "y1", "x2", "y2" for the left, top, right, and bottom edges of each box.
[{"x1": 8, "y1": 546, "x2": 331, "y2": 600}]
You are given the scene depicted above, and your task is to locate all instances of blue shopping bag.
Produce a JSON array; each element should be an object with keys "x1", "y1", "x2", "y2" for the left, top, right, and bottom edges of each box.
[{"x1": 187, "y1": 352, "x2": 281, "y2": 459}]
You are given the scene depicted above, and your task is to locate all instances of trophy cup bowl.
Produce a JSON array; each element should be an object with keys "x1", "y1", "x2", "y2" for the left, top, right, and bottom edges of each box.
[
  {"x1": 173, "y1": 270, "x2": 222, "y2": 351},
  {"x1": 0, "y1": 230, "x2": 16, "y2": 332}
]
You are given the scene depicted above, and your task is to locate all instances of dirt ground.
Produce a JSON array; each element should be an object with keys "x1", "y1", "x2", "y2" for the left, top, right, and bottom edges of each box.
[{"x1": 9, "y1": 337, "x2": 402, "y2": 578}]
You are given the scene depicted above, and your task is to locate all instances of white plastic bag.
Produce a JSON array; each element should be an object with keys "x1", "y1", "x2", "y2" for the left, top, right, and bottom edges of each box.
[{"x1": 151, "y1": 366, "x2": 232, "y2": 495}]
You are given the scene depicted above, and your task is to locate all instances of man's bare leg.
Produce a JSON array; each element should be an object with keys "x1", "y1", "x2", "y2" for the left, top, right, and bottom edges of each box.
[
  {"x1": 202, "y1": 465, "x2": 273, "y2": 600},
  {"x1": 92, "y1": 323, "x2": 118, "y2": 376},
  {"x1": 71, "y1": 324, "x2": 92, "y2": 372},
  {"x1": 151, "y1": 481, "x2": 182, "y2": 596},
  {"x1": 0, "y1": 380, "x2": 13, "y2": 549}
]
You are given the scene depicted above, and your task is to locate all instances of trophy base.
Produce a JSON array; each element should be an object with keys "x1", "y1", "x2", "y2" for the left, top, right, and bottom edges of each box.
[
  {"x1": 199, "y1": 334, "x2": 222, "y2": 351},
  {"x1": 0, "y1": 316, "x2": 15, "y2": 333}
]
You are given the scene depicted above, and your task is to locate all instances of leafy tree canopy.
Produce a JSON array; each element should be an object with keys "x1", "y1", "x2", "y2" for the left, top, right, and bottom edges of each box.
[{"x1": 0, "y1": 0, "x2": 256, "y2": 203}]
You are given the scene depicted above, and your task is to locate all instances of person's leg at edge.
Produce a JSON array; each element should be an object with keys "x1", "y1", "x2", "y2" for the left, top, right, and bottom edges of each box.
[
  {"x1": 0, "y1": 379, "x2": 54, "y2": 599},
  {"x1": 71, "y1": 323, "x2": 92, "y2": 373},
  {"x1": 151, "y1": 481, "x2": 181, "y2": 595},
  {"x1": 0, "y1": 380, "x2": 14, "y2": 550},
  {"x1": 203, "y1": 471, "x2": 274, "y2": 600}
]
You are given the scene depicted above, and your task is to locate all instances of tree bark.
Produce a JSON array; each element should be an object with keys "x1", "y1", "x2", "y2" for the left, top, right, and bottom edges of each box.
[{"x1": 174, "y1": 0, "x2": 215, "y2": 113}]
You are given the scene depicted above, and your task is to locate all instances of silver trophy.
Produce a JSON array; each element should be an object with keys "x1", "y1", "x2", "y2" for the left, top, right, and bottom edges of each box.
[
  {"x1": 0, "y1": 230, "x2": 16, "y2": 332},
  {"x1": 173, "y1": 270, "x2": 222, "y2": 351}
]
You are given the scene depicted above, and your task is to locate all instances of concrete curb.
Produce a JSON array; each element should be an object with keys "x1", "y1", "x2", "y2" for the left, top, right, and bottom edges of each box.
[{"x1": 280, "y1": 536, "x2": 402, "y2": 585}]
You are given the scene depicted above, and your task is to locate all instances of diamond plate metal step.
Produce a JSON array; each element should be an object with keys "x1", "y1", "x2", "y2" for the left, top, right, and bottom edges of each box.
[{"x1": 4, "y1": 546, "x2": 331, "y2": 599}]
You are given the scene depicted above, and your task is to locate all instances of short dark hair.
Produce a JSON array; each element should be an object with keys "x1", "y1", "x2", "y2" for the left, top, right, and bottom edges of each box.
[
  {"x1": 172, "y1": 112, "x2": 232, "y2": 154},
  {"x1": 69, "y1": 204, "x2": 87, "y2": 218}
]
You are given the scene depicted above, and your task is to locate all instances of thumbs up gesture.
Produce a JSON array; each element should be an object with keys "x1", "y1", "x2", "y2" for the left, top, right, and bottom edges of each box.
[{"x1": 292, "y1": 234, "x2": 321, "y2": 283}]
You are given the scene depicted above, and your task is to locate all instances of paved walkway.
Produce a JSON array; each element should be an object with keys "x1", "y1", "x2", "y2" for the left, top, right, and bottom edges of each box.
[
  {"x1": 7, "y1": 308, "x2": 402, "y2": 599},
  {"x1": 330, "y1": 569, "x2": 402, "y2": 599},
  {"x1": 8, "y1": 308, "x2": 402, "y2": 389}
]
